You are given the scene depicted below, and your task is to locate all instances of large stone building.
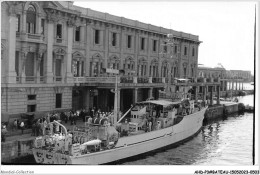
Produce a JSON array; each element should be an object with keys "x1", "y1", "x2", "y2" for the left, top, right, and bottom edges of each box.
[
  {"x1": 1, "y1": 1, "x2": 201, "y2": 120},
  {"x1": 197, "y1": 63, "x2": 227, "y2": 96}
]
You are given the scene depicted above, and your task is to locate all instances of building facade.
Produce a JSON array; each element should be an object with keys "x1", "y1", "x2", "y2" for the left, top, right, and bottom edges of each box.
[{"x1": 1, "y1": 1, "x2": 201, "y2": 121}]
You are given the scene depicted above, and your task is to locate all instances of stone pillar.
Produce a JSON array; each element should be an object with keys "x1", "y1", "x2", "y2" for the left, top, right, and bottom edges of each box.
[
  {"x1": 85, "y1": 22, "x2": 92, "y2": 76},
  {"x1": 134, "y1": 30, "x2": 139, "y2": 76},
  {"x1": 133, "y1": 88, "x2": 138, "y2": 103},
  {"x1": 149, "y1": 88, "x2": 153, "y2": 99},
  {"x1": 65, "y1": 25, "x2": 74, "y2": 83},
  {"x1": 210, "y1": 86, "x2": 213, "y2": 106},
  {"x1": 120, "y1": 27, "x2": 125, "y2": 69},
  {"x1": 104, "y1": 24, "x2": 109, "y2": 68},
  {"x1": 7, "y1": 13, "x2": 17, "y2": 83},
  {"x1": 242, "y1": 82, "x2": 244, "y2": 90},
  {"x1": 147, "y1": 34, "x2": 151, "y2": 77},
  {"x1": 217, "y1": 85, "x2": 220, "y2": 105},
  {"x1": 203, "y1": 86, "x2": 207, "y2": 103},
  {"x1": 236, "y1": 81, "x2": 238, "y2": 91},
  {"x1": 158, "y1": 38, "x2": 163, "y2": 77},
  {"x1": 46, "y1": 21, "x2": 54, "y2": 83},
  {"x1": 194, "y1": 86, "x2": 198, "y2": 102},
  {"x1": 36, "y1": 53, "x2": 43, "y2": 83}
]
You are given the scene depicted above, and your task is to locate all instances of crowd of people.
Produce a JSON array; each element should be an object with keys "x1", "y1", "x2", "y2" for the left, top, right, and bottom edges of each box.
[{"x1": 1, "y1": 107, "x2": 122, "y2": 142}]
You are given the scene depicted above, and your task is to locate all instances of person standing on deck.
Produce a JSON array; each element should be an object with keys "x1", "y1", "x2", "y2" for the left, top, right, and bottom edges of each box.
[{"x1": 20, "y1": 121, "x2": 25, "y2": 134}]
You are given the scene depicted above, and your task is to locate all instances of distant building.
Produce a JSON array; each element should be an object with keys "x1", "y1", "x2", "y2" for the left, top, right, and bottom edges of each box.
[{"x1": 1, "y1": 1, "x2": 201, "y2": 120}]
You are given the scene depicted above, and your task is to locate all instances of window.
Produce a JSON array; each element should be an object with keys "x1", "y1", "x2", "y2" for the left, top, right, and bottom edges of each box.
[
  {"x1": 141, "y1": 37, "x2": 145, "y2": 50},
  {"x1": 27, "y1": 105, "x2": 36, "y2": 112},
  {"x1": 72, "y1": 60, "x2": 84, "y2": 77},
  {"x1": 163, "y1": 42, "x2": 167, "y2": 52},
  {"x1": 174, "y1": 45, "x2": 177, "y2": 54},
  {"x1": 55, "y1": 59, "x2": 62, "y2": 76},
  {"x1": 41, "y1": 19, "x2": 44, "y2": 35},
  {"x1": 95, "y1": 29, "x2": 100, "y2": 44},
  {"x1": 56, "y1": 24, "x2": 62, "y2": 38},
  {"x1": 192, "y1": 47, "x2": 195, "y2": 56},
  {"x1": 184, "y1": 46, "x2": 187, "y2": 55},
  {"x1": 28, "y1": 95, "x2": 36, "y2": 100},
  {"x1": 75, "y1": 26, "x2": 80, "y2": 41},
  {"x1": 127, "y1": 35, "x2": 132, "y2": 48},
  {"x1": 184, "y1": 67, "x2": 187, "y2": 77},
  {"x1": 56, "y1": 93, "x2": 62, "y2": 108},
  {"x1": 26, "y1": 5, "x2": 36, "y2": 34},
  {"x1": 16, "y1": 15, "x2": 20, "y2": 32},
  {"x1": 153, "y1": 40, "x2": 157, "y2": 52},
  {"x1": 15, "y1": 51, "x2": 19, "y2": 76},
  {"x1": 25, "y1": 52, "x2": 35, "y2": 76},
  {"x1": 112, "y1": 32, "x2": 117, "y2": 46}
]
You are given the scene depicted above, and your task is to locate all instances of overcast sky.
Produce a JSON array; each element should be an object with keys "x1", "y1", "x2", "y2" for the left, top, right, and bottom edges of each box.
[{"x1": 74, "y1": 1, "x2": 256, "y2": 74}]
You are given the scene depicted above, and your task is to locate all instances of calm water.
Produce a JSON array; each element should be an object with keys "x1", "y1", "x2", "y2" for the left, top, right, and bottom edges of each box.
[
  {"x1": 14, "y1": 95, "x2": 254, "y2": 165},
  {"x1": 119, "y1": 95, "x2": 254, "y2": 165}
]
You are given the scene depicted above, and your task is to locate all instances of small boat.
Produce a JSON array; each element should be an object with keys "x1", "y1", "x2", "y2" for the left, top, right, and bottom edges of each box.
[
  {"x1": 32, "y1": 99, "x2": 208, "y2": 164},
  {"x1": 244, "y1": 105, "x2": 254, "y2": 113}
]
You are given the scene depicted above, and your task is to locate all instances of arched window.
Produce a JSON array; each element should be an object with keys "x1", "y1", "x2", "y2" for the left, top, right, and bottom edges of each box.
[
  {"x1": 72, "y1": 52, "x2": 85, "y2": 77},
  {"x1": 124, "y1": 57, "x2": 135, "y2": 75},
  {"x1": 161, "y1": 61, "x2": 169, "y2": 77},
  {"x1": 26, "y1": 4, "x2": 36, "y2": 34},
  {"x1": 53, "y1": 48, "x2": 66, "y2": 82},
  {"x1": 90, "y1": 54, "x2": 103, "y2": 77},
  {"x1": 137, "y1": 58, "x2": 147, "y2": 76},
  {"x1": 108, "y1": 56, "x2": 120, "y2": 70},
  {"x1": 150, "y1": 59, "x2": 159, "y2": 77}
]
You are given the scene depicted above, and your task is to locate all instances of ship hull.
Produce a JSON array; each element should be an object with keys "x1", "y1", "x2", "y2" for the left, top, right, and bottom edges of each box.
[
  {"x1": 70, "y1": 107, "x2": 207, "y2": 164},
  {"x1": 33, "y1": 107, "x2": 207, "y2": 165}
]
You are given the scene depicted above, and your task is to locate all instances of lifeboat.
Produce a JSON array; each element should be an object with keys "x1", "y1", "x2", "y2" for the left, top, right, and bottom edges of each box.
[{"x1": 92, "y1": 117, "x2": 108, "y2": 125}]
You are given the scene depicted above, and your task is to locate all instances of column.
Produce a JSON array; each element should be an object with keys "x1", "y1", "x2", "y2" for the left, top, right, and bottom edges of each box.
[
  {"x1": 217, "y1": 85, "x2": 220, "y2": 105},
  {"x1": 158, "y1": 38, "x2": 163, "y2": 77},
  {"x1": 149, "y1": 88, "x2": 153, "y2": 99},
  {"x1": 7, "y1": 13, "x2": 17, "y2": 83},
  {"x1": 85, "y1": 22, "x2": 92, "y2": 76},
  {"x1": 203, "y1": 86, "x2": 207, "y2": 103},
  {"x1": 147, "y1": 34, "x2": 151, "y2": 77},
  {"x1": 120, "y1": 27, "x2": 125, "y2": 69},
  {"x1": 194, "y1": 86, "x2": 198, "y2": 102},
  {"x1": 134, "y1": 30, "x2": 139, "y2": 76},
  {"x1": 242, "y1": 82, "x2": 244, "y2": 90},
  {"x1": 46, "y1": 21, "x2": 54, "y2": 83},
  {"x1": 133, "y1": 88, "x2": 138, "y2": 103},
  {"x1": 104, "y1": 24, "x2": 109, "y2": 68},
  {"x1": 36, "y1": 53, "x2": 42, "y2": 83},
  {"x1": 236, "y1": 81, "x2": 238, "y2": 91},
  {"x1": 66, "y1": 25, "x2": 74, "y2": 83},
  {"x1": 210, "y1": 86, "x2": 213, "y2": 106}
]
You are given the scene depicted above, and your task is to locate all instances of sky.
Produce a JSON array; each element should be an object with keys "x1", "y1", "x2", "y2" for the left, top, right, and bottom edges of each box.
[{"x1": 74, "y1": 1, "x2": 256, "y2": 75}]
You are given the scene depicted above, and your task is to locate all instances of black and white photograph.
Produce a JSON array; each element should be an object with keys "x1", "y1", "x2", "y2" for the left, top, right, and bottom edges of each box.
[{"x1": 1, "y1": 0, "x2": 258, "y2": 174}]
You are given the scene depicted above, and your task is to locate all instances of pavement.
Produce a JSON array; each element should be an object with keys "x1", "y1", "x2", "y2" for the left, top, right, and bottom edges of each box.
[{"x1": 3, "y1": 119, "x2": 87, "y2": 143}]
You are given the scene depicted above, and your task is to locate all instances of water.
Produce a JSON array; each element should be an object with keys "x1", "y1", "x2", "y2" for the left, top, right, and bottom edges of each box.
[
  {"x1": 119, "y1": 95, "x2": 254, "y2": 165},
  {"x1": 13, "y1": 95, "x2": 254, "y2": 165}
]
